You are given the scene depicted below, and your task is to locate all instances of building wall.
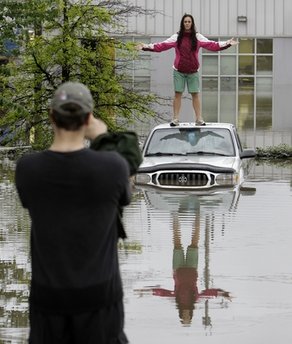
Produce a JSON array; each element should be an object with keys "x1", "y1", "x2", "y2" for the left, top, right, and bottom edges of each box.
[
  {"x1": 273, "y1": 38, "x2": 292, "y2": 131},
  {"x1": 127, "y1": 0, "x2": 292, "y2": 37}
]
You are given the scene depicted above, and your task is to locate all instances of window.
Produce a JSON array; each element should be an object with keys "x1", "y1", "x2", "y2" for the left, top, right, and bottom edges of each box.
[
  {"x1": 256, "y1": 78, "x2": 272, "y2": 128},
  {"x1": 202, "y1": 38, "x2": 273, "y2": 130},
  {"x1": 257, "y1": 39, "x2": 273, "y2": 54},
  {"x1": 220, "y1": 56, "x2": 236, "y2": 75},
  {"x1": 239, "y1": 56, "x2": 254, "y2": 75},
  {"x1": 202, "y1": 55, "x2": 218, "y2": 75},
  {"x1": 257, "y1": 56, "x2": 272, "y2": 75},
  {"x1": 238, "y1": 77, "x2": 254, "y2": 129},
  {"x1": 220, "y1": 77, "x2": 236, "y2": 123},
  {"x1": 239, "y1": 38, "x2": 254, "y2": 53},
  {"x1": 202, "y1": 77, "x2": 218, "y2": 122}
]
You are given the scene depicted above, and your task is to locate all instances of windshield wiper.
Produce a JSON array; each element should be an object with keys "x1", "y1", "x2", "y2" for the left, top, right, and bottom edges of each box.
[
  {"x1": 146, "y1": 152, "x2": 187, "y2": 156},
  {"x1": 186, "y1": 151, "x2": 229, "y2": 156}
]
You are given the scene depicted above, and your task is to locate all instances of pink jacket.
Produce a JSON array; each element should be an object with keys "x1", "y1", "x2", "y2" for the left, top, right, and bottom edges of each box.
[{"x1": 142, "y1": 32, "x2": 231, "y2": 73}]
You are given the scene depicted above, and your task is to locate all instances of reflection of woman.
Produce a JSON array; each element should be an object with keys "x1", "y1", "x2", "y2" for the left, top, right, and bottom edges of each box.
[
  {"x1": 171, "y1": 213, "x2": 200, "y2": 324},
  {"x1": 137, "y1": 14, "x2": 238, "y2": 126},
  {"x1": 136, "y1": 213, "x2": 231, "y2": 325}
]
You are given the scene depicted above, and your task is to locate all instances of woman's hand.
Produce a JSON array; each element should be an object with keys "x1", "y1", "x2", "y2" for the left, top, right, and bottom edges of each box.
[
  {"x1": 228, "y1": 37, "x2": 239, "y2": 46},
  {"x1": 135, "y1": 43, "x2": 146, "y2": 50}
]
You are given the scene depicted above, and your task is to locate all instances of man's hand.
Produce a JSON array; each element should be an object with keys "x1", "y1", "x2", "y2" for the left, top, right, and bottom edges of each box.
[{"x1": 85, "y1": 114, "x2": 107, "y2": 141}]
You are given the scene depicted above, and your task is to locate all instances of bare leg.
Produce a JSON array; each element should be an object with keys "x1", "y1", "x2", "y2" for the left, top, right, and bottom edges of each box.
[
  {"x1": 191, "y1": 92, "x2": 203, "y2": 122},
  {"x1": 173, "y1": 92, "x2": 182, "y2": 120},
  {"x1": 190, "y1": 210, "x2": 200, "y2": 248},
  {"x1": 172, "y1": 214, "x2": 182, "y2": 249}
]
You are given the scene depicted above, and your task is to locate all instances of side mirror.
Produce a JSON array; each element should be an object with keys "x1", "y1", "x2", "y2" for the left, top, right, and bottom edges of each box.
[{"x1": 240, "y1": 149, "x2": 256, "y2": 159}]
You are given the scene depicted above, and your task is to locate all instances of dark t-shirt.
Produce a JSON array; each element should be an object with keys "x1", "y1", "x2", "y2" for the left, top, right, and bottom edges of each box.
[{"x1": 15, "y1": 148, "x2": 131, "y2": 313}]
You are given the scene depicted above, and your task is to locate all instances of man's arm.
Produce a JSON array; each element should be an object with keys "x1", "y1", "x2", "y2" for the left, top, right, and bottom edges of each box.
[{"x1": 84, "y1": 113, "x2": 108, "y2": 141}]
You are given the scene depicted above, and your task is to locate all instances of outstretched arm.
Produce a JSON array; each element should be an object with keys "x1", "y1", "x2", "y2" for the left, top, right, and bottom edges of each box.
[
  {"x1": 197, "y1": 33, "x2": 239, "y2": 51},
  {"x1": 226, "y1": 37, "x2": 239, "y2": 46},
  {"x1": 136, "y1": 34, "x2": 178, "y2": 52},
  {"x1": 219, "y1": 37, "x2": 239, "y2": 51},
  {"x1": 200, "y1": 288, "x2": 233, "y2": 301},
  {"x1": 134, "y1": 287, "x2": 175, "y2": 297}
]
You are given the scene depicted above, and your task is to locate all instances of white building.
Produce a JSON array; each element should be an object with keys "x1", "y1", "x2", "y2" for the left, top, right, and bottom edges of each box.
[{"x1": 124, "y1": 0, "x2": 292, "y2": 147}]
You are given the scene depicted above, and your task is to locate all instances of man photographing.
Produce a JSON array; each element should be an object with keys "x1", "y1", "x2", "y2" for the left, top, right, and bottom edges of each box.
[{"x1": 15, "y1": 82, "x2": 130, "y2": 344}]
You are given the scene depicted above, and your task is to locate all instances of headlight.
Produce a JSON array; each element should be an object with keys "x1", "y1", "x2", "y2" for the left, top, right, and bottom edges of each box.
[
  {"x1": 215, "y1": 173, "x2": 239, "y2": 186},
  {"x1": 135, "y1": 173, "x2": 151, "y2": 184}
]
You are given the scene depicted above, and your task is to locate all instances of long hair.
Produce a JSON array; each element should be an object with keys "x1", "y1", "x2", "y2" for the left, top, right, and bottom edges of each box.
[{"x1": 177, "y1": 14, "x2": 197, "y2": 51}]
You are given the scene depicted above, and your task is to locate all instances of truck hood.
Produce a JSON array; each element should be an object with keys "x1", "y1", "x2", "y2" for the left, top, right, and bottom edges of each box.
[{"x1": 139, "y1": 155, "x2": 239, "y2": 172}]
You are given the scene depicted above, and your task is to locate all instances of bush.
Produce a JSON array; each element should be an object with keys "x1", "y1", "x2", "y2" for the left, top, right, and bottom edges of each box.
[{"x1": 256, "y1": 144, "x2": 292, "y2": 159}]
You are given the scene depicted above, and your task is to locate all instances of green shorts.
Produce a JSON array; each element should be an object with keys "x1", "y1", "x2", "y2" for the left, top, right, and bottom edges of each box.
[
  {"x1": 173, "y1": 69, "x2": 200, "y2": 93},
  {"x1": 173, "y1": 246, "x2": 198, "y2": 270}
]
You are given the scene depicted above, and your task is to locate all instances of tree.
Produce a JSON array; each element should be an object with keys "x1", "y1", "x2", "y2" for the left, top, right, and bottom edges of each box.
[{"x1": 0, "y1": 0, "x2": 157, "y2": 148}]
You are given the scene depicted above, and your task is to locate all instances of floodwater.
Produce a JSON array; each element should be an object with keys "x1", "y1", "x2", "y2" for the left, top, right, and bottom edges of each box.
[{"x1": 0, "y1": 158, "x2": 292, "y2": 343}]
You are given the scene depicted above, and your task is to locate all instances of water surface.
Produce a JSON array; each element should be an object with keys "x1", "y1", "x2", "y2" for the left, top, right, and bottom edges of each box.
[
  {"x1": 0, "y1": 159, "x2": 292, "y2": 343},
  {"x1": 121, "y1": 161, "x2": 292, "y2": 343}
]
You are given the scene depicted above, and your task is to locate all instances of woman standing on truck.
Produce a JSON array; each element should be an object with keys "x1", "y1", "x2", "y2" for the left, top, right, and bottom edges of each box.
[{"x1": 137, "y1": 14, "x2": 239, "y2": 126}]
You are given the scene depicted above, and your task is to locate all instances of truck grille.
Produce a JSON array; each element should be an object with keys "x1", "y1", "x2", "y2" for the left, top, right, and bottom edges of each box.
[{"x1": 158, "y1": 172, "x2": 209, "y2": 187}]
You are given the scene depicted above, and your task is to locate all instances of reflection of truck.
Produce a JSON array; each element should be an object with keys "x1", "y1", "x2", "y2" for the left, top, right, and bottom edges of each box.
[{"x1": 138, "y1": 184, "x2": 256, "y2": 216}]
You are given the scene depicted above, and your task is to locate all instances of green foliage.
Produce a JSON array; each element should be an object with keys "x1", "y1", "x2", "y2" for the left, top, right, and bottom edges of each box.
[
  {"x1": 256, "y1": 144, "x2": 292, "y2": 159},
  {"x1": 0, "y1": 0, "x2": 157, "y2": 149},
  {"x1": 118, "y1": 240, "x2": 142, "y2": 252}
]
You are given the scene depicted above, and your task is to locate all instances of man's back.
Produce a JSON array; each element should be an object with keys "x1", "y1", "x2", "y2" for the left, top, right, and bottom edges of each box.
[{"x1": 15, "y1": 148, "x2": 131, "y2": 313}]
